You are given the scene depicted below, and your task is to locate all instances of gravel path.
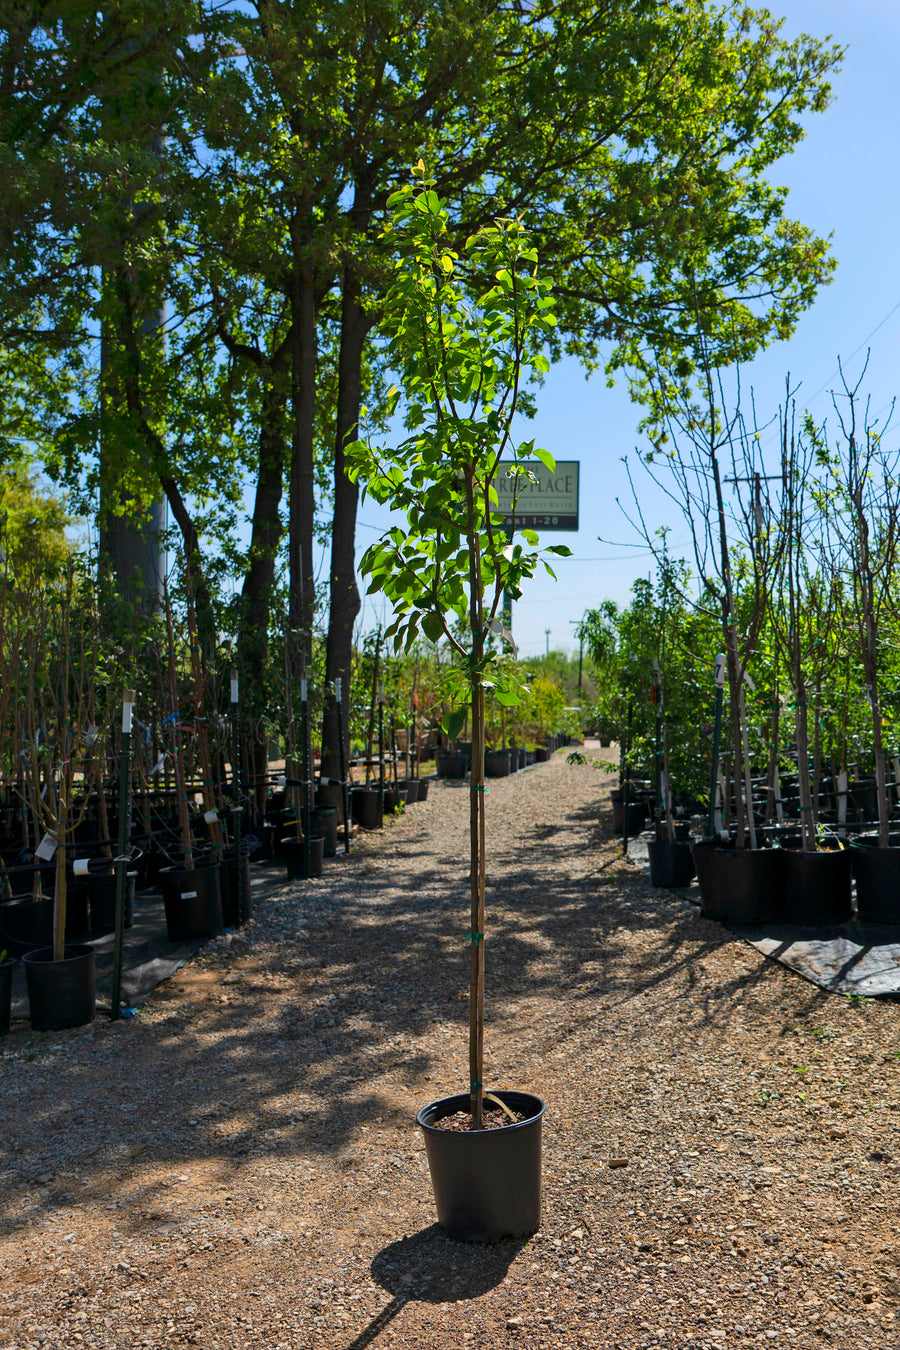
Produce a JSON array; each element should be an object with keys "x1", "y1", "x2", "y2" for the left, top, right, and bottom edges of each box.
[{"x1": 2, "y1": 744, "x2": 900, "y2": 1350}]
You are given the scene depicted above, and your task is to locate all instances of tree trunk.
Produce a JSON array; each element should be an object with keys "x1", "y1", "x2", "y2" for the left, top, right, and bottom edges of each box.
[
  {"x1": 239, "y1": 376, "x2": 288, "y2": 811},
  {"x1": 288, "y1": 248, "x2": 317, "y2": 673},
  {"x1": 321, "y1": 271, "x2": 371, "y2": 779}
]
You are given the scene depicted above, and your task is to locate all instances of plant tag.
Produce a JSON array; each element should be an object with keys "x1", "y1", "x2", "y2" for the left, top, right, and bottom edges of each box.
[
  {"x1": 151, "y1": 754, "x2": 166, "y2": 775},
  {"x1": 122, "y1": 692, "x2": 135, "y2": 734},
  {"x1": 488, "y1": 617, "x2": 518, "y2": 659},
  {"x1": 278, "y1": 776, "x2": 287, "y2": 786},
  {"x1": 36, "y1": 833, "x2": 58, "y2": 861},
  {"x1": 73, "y1": 858, "x2": 91, "y2": 876},
  {"x1": 715, "y1": 653, "x2": 726, "y2": 687},
  {"x1": 86, "y1": 724, "x2": 99, "y2": 746},
  {"x1": 204, "y1": 811, "x2": 218, "y2": 824},
  {"x1": 837, "y1": 771, "x2": 848, "y2": 827},
  {"x1": 231, "y1": 676, "x2": 239, "y2": 704},
  {"x1": 378, "y1": 681, "x2": 384, "y2": 704},
  {"x1": 320, "y1": 776, "x2": 330, "y2": 785},
  {"x1": 744, "y1": 672, "x2": 756, "y2": 693},
  {"x1": 181, "y1": 891, "x2": 198, "y2": 900},
  {"x1": 300, "y1": 677, "x2": 308, "y2": 702},
  {"x1": 334, "y1": 678, "x2": 342, "y2": 703}
]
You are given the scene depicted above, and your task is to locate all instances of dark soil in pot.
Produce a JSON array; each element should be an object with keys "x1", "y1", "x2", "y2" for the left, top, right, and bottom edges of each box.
[
  {"x1": 24, "y1": 944, "x2": 96, "y2": 1032},
  {"x1": 0, "y1": 957, "x2": 12, "y2": 1036},
  {"x1": 350, "y1": 787, "x2": 383, "y2": 831},
  {"x1": 781, "y1": 848, "x2": 852, "y2": 924},
  {"x1": 281, "y1": 835, "x2": 325, "y2": 880},
  {"x1": 160, "y1": 863, "x2": 224, "y2": 941},
  {"x1": 648, "y1": 839, "x2": 695, "y2": 888},
  {"x1": 850, "y1": 834, "x2": 900, "y2": 923},
  {"x1": 692, "y1": 843, "x2": 782, "y2": 924},
  {"x1": 416, "y1": 1090, "x2": 546, "y2": 1242}
]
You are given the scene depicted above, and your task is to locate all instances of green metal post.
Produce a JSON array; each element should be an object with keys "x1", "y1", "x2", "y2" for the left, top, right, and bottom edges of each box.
[
  {"x1": 335, "y1": 678, "x2": 350, "y2": 854},
  {"x1": 230, "y1": 671, "x2": 246, "y2": 923},
  {"x1": 110, "y1": 688, "x2": 135, "y2": 1021}
]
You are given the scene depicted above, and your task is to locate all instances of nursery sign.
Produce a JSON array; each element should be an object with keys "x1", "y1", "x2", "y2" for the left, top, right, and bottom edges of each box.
[{"x1": 490, "y1": 460, "x2": 579, "y2": 531}]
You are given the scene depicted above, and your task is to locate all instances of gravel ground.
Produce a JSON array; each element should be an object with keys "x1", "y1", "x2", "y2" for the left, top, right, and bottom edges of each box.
[{"x1": 2, "y1": 743, "x2": 900, "y2": 1350}]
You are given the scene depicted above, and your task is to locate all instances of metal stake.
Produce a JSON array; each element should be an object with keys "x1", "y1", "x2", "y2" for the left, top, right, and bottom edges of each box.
[{"x1": 110, "y1": 688, "x2": 135, "y2": 1021}]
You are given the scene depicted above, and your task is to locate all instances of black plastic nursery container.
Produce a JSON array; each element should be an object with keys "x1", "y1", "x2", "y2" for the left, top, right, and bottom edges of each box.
[
  {"x1": 436, "y1": 753, "x2": 468, "y2": 780},
  {"x1": 24, "y1": 944, "x2": 96, "y2": 1032},
  {"x1": 0, "y1": 890, "x2": 89, "y2": 958},
  {"x1": 220, "y1": 853, "x2": 253, "y2": 928},
  {"x1": 351, "y1": 787, "x2": 383, "y2": 831},
  {"x1": 281, "y1": 835, "x2": 325, "y2": 880},
  {"x1": 0, "y1": 956, "x2": 12, "y2": 1036},
  {"x1": 400, "y1": 778, "x2": 420, "y2": 804},
  {"x1": 485, "y1": 751, "x2": 512, "y2": 778},
  {"x1": 310, "y1": 807, "x2": 339, "y2": 857},
  {"x1": 692, "y1": 842, "x2": 782, "y2": 924},
  {"x1": 416, "y1": 1091, "x2": 546, "y2": 1242},
  {"x1": 850, "y1": 835, "x2": 900, "y2": 924},
  {"x1": 648, "y1": 839, "x2": 695, "y2": 888},
  {"x1": 160, "y1": 863, "x2": 224, "y2": 942},
  {"x1": 87, "y1": 871, "x2": 136, "y2": 934},
  {"x1": 781, "y1": 848, "x2": 852, "y2": 925}
]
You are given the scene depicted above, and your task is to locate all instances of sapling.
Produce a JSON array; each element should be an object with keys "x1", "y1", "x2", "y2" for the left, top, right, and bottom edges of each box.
[{"x1": 347, "y1": 176, "x2": 566, "y2": 1126}]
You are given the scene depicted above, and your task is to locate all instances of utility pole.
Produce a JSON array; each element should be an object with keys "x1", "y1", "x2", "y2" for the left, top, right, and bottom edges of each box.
[
  {"x1": 545, "y1": 628, "x2": 550, "y2": 657},
  {"x1": 569, "y1": 620, "x2": 584, "y2": 690}
]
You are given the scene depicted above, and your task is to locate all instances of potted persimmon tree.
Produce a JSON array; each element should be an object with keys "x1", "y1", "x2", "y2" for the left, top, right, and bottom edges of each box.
[{"x1": 347, "y1": 172, "x2": 567, "y2": 1241}]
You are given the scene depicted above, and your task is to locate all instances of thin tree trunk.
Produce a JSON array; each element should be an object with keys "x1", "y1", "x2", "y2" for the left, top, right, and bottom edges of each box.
[{"x1": 288, "y1": 251, "x2": 317, "y2": 673}]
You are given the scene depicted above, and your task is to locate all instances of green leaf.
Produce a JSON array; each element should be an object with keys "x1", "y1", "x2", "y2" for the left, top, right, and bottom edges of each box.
[
  {"x1": 442, "y1": 706, "x2": 467, "y2": 740},
  {"x1": 533, "y1": 445, "x2": 556, "y2": 473}
]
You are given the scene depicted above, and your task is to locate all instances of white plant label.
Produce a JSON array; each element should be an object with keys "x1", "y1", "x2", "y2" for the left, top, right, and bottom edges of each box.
[
  {"x1": 837, "y1": 771, "x2": 848, "y2": 828},
  {"x1": 86, "y1": 724, "x2": 99, "y2": 746},
  {"x1": 181, "y1": 891, "x2": 198, "y2": 901},
  {"x1": 715, "y1": 653, "x2": 726, "y2": 687},
  {"x1": 300, "y1": 677, "x2": 308, "y2": 703},
  {"x1": 73, "y1": 858, "x2": 91, "y2": 877},
  {"x1": 231, "y1": 677, "x2": 239, "y2": 704},
  {"x1": 334, "y1": 678, "x2": 342, "y2": 703},
  {"x1": 122, "y1": 699, "x2": 134, "y2": 734},
  {"x1": 320, "y1": 776, "x2": 330, "y2": 785},
  {"x1": 744, "y1": 672, "x2": 756, "y2": 693},
  {"x1": 204, "y1": 811, "x2": 219, "y2": 824},
  {"x1": 36, "y1": 833, "x2": 58, "y2": 862}
]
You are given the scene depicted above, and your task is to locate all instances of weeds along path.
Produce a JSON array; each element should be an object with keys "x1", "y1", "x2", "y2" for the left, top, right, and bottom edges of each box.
[{"x1": 1, "y1": 744, "x2": 899, "y2": 1349}]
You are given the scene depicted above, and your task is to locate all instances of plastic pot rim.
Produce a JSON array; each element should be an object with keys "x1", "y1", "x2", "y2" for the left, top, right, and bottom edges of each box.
[
  {"x1": 22, "y1": 944, "x2": 95, "y2": 967},
  {"x1": 416, "y1": 1090, "x2": 546, "y2": 1136}
]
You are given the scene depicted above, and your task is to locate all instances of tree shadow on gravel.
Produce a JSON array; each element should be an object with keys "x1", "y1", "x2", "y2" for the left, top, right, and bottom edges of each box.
[
  {"x1": 0, "y1": 780, "x2": 827, "y2": 1237},
  {"x1": 343, "y1": 1226, "x2": 524, "y2": 1349}
]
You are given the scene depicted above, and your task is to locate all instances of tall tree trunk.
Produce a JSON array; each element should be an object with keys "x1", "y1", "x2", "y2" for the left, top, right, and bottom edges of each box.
[
  {"x1": 288, "y1": 245, "x2": 317, "y2": 674},
  {"x1": 321, "y1": 270, "x2": 371, "y2": 779},
  {"x1": 239, "y1": 376, "x2": 288, "y2": 811}
]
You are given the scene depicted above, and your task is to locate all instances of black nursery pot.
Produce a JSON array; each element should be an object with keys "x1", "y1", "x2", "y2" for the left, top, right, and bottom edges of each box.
[
  {"x1": 160, "y1": 863, "x2": 224, "y2": 942},
  {"x1": 220, "y1": 853, "x2": 253, "y2": 928},
  {"x1": 351, "y1": 787, "x2": 384, "y2": 832},
  {"x1": 436, "y1": 752, "x2": 468, "y2": 780},
  {"x1": 400, "y1": 778, "x2": 420, "y2": 805},
  {"x1": 383, "y1": 786, "x2": 409, "y2": 814},
  {"x1": 24, "y1": 944, "x2": 96, "y2": 1032},
  {"x1": 611, "y1": 798, "x2": 647, "y2": 836},
  {"x1": 484, "y1": 750, "x2": 512, "y2": 778},
  {"x1": 850, "y1": 835, "x2": 900, "y2": 924},
  {"x1": 692, "y1": 842, "x2": 782, "y2": 924},
  {"x1": 0, "y1": 890, "x2": 89, "y2": 958},
  {"x1": 415, "y1": 779, "x2": 430, "y2": 802},
  {"x1": 0, "y1": 957, "x2": 13, "y2": 1036},
  {"x1": 281, "y1": 835, "x2": 325, "y2": 880},
  {"x1": 647, "y1": 839, "x2": 695, "y2": 888},
  {"x1": 310, "y1": 807, "x2": 339, "y2": 856},
  {"x1": 781, "y1": 848, "x2": 853, "y2": 925},
  {"x1": 416, "y1": 1091, "x2": 546, "y2": 1243},
  {"x1": 87, "y1": 872, "x2": 137, "y2": 934}
]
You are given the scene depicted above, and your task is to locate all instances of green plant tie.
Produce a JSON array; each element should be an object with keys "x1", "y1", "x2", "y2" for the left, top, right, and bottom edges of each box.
[
  {"x1": 466, "y1": 931, "x2": 484, "y2": 946},
  {"x1": 470, "y1": 784, "x2": 489, "y2": 793},
  {"x1": 470, "y1": 1080, "x2": 483, "y2": 1092}
]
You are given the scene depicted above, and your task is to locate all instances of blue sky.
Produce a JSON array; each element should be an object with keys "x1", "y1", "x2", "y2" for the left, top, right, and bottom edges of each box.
[{"x1": 349, "y1": 0, "x2": 900, "y2": 659}]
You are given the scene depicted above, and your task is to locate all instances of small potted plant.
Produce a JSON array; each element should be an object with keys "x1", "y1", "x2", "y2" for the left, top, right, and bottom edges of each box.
[{"x1": 348, "y1": 173, "x2": 567, "y2": 1240}]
